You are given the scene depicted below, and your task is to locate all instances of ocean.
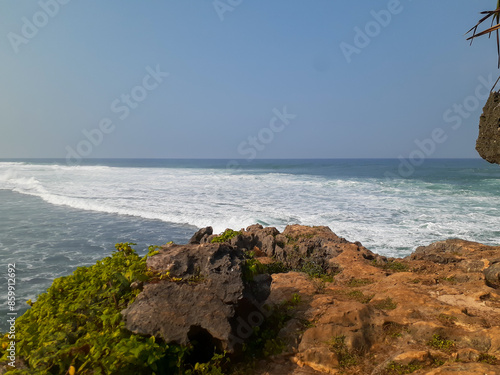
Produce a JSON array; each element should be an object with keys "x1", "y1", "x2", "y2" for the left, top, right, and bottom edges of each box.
[{"x1": 0, "y1": 158, "x2": 499, "y2": 330}]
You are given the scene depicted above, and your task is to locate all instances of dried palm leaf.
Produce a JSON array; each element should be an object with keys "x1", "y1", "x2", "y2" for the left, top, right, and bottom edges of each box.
[{"x1": 466, "y1": 1, "x2": 500, "y2": 68}]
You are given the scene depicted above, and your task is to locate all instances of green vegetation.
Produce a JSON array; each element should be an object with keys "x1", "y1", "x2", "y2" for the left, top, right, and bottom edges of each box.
[
  {"x1": 371, "y1": 260, "x2": 409, "y2": 273},
  {"x1": 385, "y1": 361, "x2": 422, "y2": 374},
  {"x1": 299, "y1": 260, "x2": 335, "y2": 282},
  {"x1": 439, "y1": 276, "x2": 457, "y2": 285},
  {"x1": 327, "y1": 335, "x2": 357, "y2": 369},
  {"x1": 427, "y1": 334, "x2": 456, "y2": 352},
  {"x1": 437, "y1": 314, "x2": 457, "y2": 324},
  {"x1": 383, "y1": 322, "x2": 406, "y2": 339},
  {"x1": 263, "y1": 261, "x2": 289, "y2": 274},
  {"x1": 345, "y1": 290, "x2": 373, "y2": 304},
  {"x1": 0, "y1": 243, "x2": 194, "y2": 375},
  {"x1": 289, "y1": 293, "x2": 302, "y2": 306},
  {"x1": 346, "y1": 278, "x2": 373, "y2": 287},
  {"x1": 186, "y1": 266, "x2": 205, "y2": 285},
  {"x1": 235, "y1": 293, "x2": 302, "y2": 371},
  {"x1": 478, "y1": 353, "x2": 498, "y2": 365},
  {"x1": 373, "y1": 297, "x2": 397, "y2": 310},
  {"x1": 243, "y1": 251, "x2": 336, "y2": 283},
  {"x1": 241, "y1": 256, "x2": 267, "y2": 281},
  {"x1": 241, "y1": 253, "x2": 291, "y2": 281},
  {"x1": 0, "y1": 242, "x2": 308, "y2": 375},
  {"x1": 211, "y1": 229, "x2": 241, "y2": 243},
  {"x1": 312, "y1": 279, "x2": 327, "y2": 294},
  {"x1": 432, "y1": 359, "x2": 445, "y2": 367},
  {"x1": 284, "y1": 233, "x2": 314, "y2": 243}
]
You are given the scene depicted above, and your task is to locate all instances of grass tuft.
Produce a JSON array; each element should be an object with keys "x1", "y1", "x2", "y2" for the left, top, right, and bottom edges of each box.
[
  {"x1": 427, "y1": 334, "x2": 456, "y2": 352},
  {"x1": 327, "y1": 335, "x2": 357, "y2": 369},
  {"x1": 373, "y1": 297, "x2": 397, "y2": 310}
]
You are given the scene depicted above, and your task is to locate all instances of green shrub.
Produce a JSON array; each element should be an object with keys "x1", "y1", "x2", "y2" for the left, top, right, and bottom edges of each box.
[
  {"x1": 427, "y1": 334, "x2": 456, "y2": 352},
  {"x1": 299, "y1": 260, "x2": 334, "y2": 282},
  {"x1": 211, "y1": 230, "x2": 241, "y2": 243},
  {"x1": 0, "y1": 243, "x2": 189, "y2": 374},
  {"x1": 241, "y1": 256, "x2": 267, "y2": 281},
  {"x1": 0, "y1": 244, "x2": 232, "y2": 375},
  {"x1": 238, "y1": 294, "x2": 300, "y2": 363},
  {"x1": 264, "y1": 261, "x2": 290, "y2": 274},
  {"x1": 478, "y1": 353, "x2": 498, "y2": 365},
  {"x1": 383, "y1": 322, "x2": 406, "y2": 339}
]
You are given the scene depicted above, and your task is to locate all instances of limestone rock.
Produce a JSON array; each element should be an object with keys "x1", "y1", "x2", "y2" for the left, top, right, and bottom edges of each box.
[{"x1": 254, "y1": 229, "x2": 500, "y2": 374}]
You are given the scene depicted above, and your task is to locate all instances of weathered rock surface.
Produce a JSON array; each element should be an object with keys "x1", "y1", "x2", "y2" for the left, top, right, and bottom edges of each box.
[
  {"x1": 226, "y1": 226, "x2": 500, "y2": 375},
  {"x1": 124, "y1": 225, "x2": 500, "y2": 374},
  {"x1": 188, "y1": 226, "x2": 213, "y2": 244},
  {"x1": 476, "y1": 90, "x2": 500, "y2": 164},
  {"x1": 485, "y1": 262, "x2": 500, "y2": 289},
  {"x1": 409, "y1": 239, "x2": 499, "y2": 265},
  {"x1": 121, "y1": 242, "x2": 271, "y2": 354},
  {"x1": 203, "y1": 223, "x2": 381, "y2": 273}
]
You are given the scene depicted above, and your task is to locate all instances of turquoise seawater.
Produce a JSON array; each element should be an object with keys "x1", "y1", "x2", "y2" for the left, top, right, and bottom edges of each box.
[{"x1": 0, "y1": 158, "x2": 499, "y2": 330}]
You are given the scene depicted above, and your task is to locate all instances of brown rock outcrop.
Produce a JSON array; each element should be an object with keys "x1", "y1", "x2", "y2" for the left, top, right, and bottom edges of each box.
[
  {"x1": 485, "y1": 262, "x2": 500, "y2": 289},
  {"x1": 477, "y1": 90, "x2": 500, "y2": 164},
  {"x1": 203, "y1": 223, "x2": 381, "y2": 273},
  {"x1": 123, "y1": 225, "x2": 500, "y2": 374},
  {"x1": 236, "y1": 226, "x2": 500, "y2": 375}
]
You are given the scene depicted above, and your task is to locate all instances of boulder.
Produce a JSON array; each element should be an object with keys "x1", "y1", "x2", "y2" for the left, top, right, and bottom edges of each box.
[
  {"x1": 188, "y1": 226, "x2": 213, "y2": 244},
  {"x1": 390, "y1": 350, "x2": 432, "y2": 366},
  {"x1": 409, "y1": 239, "x2": 467, "y2": 264},
  {"x1": 476, "y1": 90, "x2": 500, "y2": 164},
  {"x1": 484, "y1": 262, "x2": 500, "y2": 289},
  {"x1": 121, "y1": 242, "x2": 271, "y2": 354}
]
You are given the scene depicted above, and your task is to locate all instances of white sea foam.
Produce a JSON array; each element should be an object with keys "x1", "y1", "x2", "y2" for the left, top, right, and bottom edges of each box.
[{"x1": 0, "y1": 161, "x2": 498, "y2": 256}]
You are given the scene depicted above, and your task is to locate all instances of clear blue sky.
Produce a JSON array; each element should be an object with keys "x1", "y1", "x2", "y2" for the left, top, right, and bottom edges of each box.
[{"x1": 0, "y1": 1, "x2": 498, "y2": 159}]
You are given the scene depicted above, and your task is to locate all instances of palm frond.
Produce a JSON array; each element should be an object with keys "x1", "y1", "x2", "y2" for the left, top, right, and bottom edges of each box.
[
  {"x1": 466, "y1": 22, "x2": 500, "y2": 40},
  {"x1": 466, "y1": 4, "x2": 500, "y2": 68}
]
